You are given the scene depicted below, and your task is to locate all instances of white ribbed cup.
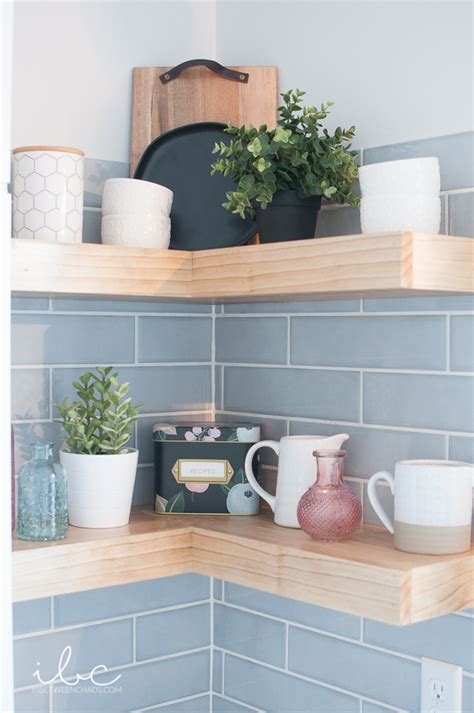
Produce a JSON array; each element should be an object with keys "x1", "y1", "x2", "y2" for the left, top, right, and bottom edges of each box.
[{"x1": 102, "y1": 178, "x2": 173, "y2": 217}]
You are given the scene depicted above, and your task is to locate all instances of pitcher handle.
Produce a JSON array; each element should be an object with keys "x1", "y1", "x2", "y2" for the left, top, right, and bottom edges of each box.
[
  {"x1": 245, "y1": 440, "x2": 280, "y2": 513},
  {"x1": 367, "y1": 471, "x2": 395, "y2": 534}
]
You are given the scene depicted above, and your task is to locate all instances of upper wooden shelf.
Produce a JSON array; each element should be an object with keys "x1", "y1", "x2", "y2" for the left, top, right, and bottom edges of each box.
[
  {"x1": 12, "y1": 510, "x2": 474, "y2": 626},
  {"x1": 11, "y1": 232, "x2": 474, "y2": 303}
]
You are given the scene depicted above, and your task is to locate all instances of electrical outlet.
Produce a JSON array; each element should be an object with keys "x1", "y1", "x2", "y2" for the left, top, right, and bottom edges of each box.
[{"x1": 421, "y1": 657, "x2": 463, "y2": 713}]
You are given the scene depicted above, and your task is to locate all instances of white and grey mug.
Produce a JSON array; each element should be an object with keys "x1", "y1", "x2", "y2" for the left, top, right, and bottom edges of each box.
[{"x1": 368, "y1": 459, "x2": 473, "y2": 554}]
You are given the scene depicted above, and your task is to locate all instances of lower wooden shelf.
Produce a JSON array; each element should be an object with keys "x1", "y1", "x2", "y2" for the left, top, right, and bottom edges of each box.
[
  {"x1": 11, "y1": 232, "x2": 474, "y2": 302},
  {"x1": 12, "y1": 510, "x2": 474, "y2": 626}
]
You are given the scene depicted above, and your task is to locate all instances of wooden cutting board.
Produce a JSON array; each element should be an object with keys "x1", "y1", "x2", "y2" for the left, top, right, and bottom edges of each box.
[{"x1": 130, "y1": 62, "x2": 278, "y2": 176}]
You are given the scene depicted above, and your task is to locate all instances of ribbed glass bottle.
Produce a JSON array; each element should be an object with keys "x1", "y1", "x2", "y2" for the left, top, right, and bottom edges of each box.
[{"x1": 16, "y1": 442, "x2": 68, "y2": 541}]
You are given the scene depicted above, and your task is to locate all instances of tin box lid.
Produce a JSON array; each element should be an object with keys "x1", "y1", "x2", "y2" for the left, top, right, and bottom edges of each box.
[{"x1": 152, "y1": 421, "x2": 261, "y2": 443}]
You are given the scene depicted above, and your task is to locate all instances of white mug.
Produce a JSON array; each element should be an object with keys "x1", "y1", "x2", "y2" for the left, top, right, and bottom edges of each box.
[
  {"x1": 245, "y1": 434, "x2": 349, "y2": 528},
  {"x1": 368, "y1": 459, "x2": 474, "y2": 554}
]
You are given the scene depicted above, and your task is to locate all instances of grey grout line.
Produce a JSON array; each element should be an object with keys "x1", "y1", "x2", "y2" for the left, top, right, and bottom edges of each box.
[
  {"x1": 216, "y1": 409, "x2": 474, "y2": 438},
  {"x1": 14, "y1": 599, "x2": 211, "y2": 640},
  {"x1": 212, "y1": 310, "x2": 474, "y2": 318},
  {"x1": 132, "y1": 615, "x2": 137, "y2": 663},
  {"x1": 15, "y1": 646, "x2": 212, "y2": 693},
  {"x1": 12, "y1": 310, "x2": 213, "y2": 318},
  {"x1": 216, "y1": 648, "x2": 409, "y2": 712},
  {"x1": 216, "y1": 691, "x2": 263, "y2": 712},
  {"x1": 50, "y1": 598, "x2": 54, "y2": 629},
  {"x1": 210, "y1": 577, "x2": 214, "y2": 700},
  {"x1": 211, "y1": 305, "x2": 216, "y2": 420},
  {"x1": 48, "y1": 367, "x2": 53, "y2": 420},
  {"x1": 359, "y1": 371, "x2": 364, "y2": 424},
  {"x1": 221, "y1": 364, "x2": 225, "y2": 411},
  {"x1": 214, "y1": 601, "x2": 423, "y2": 664},
  {"x1": 134, "y1": 315, "x2": 139, "y2": 364},
  {"x1": 132, "y1": 692, "x2": 210, "y2": 713},
  {"x1": 13, "y1": 309, "x2": 474, "y2": 318},
  {"x1": 446, "y1": 313, "x2": 451, "y2": 370},
  {"x1": 12, "y1": 408, "x2": 211, "y2": 426},
  {"x1": 212, "y1": 362, "x2": 472, "y2": 376},
  {"x1": 286, "y1": 316, "x2": 291, "y2": 365},
  {"x1": 11, "y1": 361, "x2": 213, "y2": 369},
  {"x1": 444, "y1": 193, "x2": 450, "y2": 234}
]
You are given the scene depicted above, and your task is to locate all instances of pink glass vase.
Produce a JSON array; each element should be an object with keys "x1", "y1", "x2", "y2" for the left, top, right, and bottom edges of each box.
[{"x1": 297, "y1": 450, "x2": 362, "y2": 541}]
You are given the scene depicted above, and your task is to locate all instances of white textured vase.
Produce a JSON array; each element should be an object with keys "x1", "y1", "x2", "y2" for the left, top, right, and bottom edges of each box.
[
  {"x1": 13, "y1": 145, "x2": 84, "y2": 243},
  {"x1": 60, "y1": 449, "x2": 138, "y2": 528},
  {"x1": 360, "y1": 194, "x2": 441, "y2": 234}
]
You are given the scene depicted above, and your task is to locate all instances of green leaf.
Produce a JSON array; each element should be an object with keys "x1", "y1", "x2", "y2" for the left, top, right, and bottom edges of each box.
[
  {"x1": 220, "y1": 484, "x2": 231, "y2": 495},
  {"x1": 165, "y1": 491, "x2": 186, "y2": 513}
]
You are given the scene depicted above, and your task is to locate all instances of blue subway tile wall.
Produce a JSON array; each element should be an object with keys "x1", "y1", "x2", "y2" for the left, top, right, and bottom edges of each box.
[
  {"x1": 11, "y1": 300, "x2": 214, "y2": 506},
  {"x1": 13, "y1": 576, "x2": 211, "y2": 711},
  {"x1": 214, "y1": 133, "x2": 474, "y2": 713},
  {"x1": 12, "y1": 136, "x2": 474, "y2": 712}
]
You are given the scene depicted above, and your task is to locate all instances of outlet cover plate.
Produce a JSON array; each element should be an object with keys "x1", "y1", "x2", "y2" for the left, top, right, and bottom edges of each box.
[{"x1": 421, "y1": 656, "x2": 462, "y2": 713}]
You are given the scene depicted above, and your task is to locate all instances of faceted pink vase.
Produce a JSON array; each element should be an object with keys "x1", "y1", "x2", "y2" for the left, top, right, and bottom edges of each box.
[{"x1": 297, "y1": 450, "x2": 362, "y2": 541}]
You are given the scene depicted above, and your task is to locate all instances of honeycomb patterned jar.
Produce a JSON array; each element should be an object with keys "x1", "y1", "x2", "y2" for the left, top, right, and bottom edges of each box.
[
  {"x1": 297, "y1": 450, "x2": 362, "y2": 541},
  {"x1": 13, "y1": 145, "x2": 84, "y2": 243}
]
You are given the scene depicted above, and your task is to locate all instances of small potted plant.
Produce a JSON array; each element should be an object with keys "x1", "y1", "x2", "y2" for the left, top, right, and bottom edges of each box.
[
  {"x1": 56, "y1": 366, "x2": 140, "y2": 529},
  {"x1": 211, "y1": 89, "x2": 359, "y2": 243}
]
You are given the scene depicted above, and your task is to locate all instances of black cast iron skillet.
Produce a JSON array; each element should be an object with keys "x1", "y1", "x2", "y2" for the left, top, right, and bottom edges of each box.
[{"x1": 134, "y1": 122, "x2": 256, "y2": 251}]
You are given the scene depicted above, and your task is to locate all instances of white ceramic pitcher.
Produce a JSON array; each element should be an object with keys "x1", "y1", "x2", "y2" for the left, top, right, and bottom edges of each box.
[{"x1": 245, "y1": 434, "x2": 349, "y2": 528}]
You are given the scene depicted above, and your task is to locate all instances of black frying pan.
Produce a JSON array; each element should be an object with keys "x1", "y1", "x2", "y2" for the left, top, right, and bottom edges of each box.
[{"x1": 134, "y1": 122, "x2": 256, "y2": 251}]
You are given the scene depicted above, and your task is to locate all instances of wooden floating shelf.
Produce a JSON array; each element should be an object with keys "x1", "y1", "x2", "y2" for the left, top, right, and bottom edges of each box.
[
  {"x1": 12, "y1": 510, "x2": 474, "y2": 626},
  {"x1": 11, "y1": 232, "x2": 474, "y2": 303}
]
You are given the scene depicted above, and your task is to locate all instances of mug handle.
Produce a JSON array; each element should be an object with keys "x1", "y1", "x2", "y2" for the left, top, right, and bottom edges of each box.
[
  {"x1": 244, "y1": 440, "x2": 280, "y2": 513},
  {"x1": 367, "y1": 471, "x2": 395, "y2": 534}
]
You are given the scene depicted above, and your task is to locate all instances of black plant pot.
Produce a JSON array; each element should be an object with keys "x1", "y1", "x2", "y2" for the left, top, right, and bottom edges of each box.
[{"x1": 255, "y1": 190, "x2": 322, "y2": 244}]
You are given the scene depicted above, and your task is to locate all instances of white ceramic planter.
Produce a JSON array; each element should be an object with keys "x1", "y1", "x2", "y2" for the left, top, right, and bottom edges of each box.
[
  {"x1": 13, "y1": 145, "x2": 84, "y2": 243},
  {"x1": 60, "y1": 449, "x2": 138, "y2": 528},
  {"x1": 101, "y1": 214, "x2": 171, "y2": 248},
  {"x1": 102, "y1": 178, "x2": 173, "y2": 217},
  {"x1": 358, "y1": 157, "x2": 440, "y2": 197}
]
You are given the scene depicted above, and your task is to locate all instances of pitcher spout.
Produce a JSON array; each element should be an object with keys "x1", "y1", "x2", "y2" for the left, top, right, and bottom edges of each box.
[{"x1": 321, "y1": 433, "x2": 350, "y2": 450}]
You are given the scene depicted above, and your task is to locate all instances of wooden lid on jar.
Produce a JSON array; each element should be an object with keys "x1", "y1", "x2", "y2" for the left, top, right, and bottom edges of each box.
[{"x1": 13, "y1": 146, "x2": 85, "y2": 156}]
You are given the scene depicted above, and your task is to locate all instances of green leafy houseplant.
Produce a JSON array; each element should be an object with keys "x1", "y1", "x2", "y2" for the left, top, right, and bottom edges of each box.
[
  {"x1": 55, "y1": 366, "x2": 140, "y2": 455},
  {"x1": 211, "y1": 89, "x2": 359, "y2": 220}
]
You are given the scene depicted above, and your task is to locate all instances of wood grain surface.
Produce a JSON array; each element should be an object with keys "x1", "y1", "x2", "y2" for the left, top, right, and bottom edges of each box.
[
  {"x1": 11, "y1": 233, "x2": 474, "y2": 302},
  {"x1": 12, "y1": 510, "x2": 474, "y2": 625},
  {"x1": 130, "y1": 65, "x2": 278, "y2": 175}
]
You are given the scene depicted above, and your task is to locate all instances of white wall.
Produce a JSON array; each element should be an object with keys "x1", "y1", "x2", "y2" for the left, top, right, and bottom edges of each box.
[
  {"x1": 216, "y1": 0, "x2": 473, "y2": 148},
  {"x1": 12, "y1": 1, "x2": 216, "y2": 162}
]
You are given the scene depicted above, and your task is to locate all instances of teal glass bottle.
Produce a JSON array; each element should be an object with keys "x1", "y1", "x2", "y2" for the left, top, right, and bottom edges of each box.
[{"x1": 16, "y1": 442, "x2": 68, "y2": 541}]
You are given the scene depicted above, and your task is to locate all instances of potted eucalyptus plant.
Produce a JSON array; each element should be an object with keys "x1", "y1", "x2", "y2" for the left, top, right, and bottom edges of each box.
[
  {"x1": 211, "y1": 89, "x2": 360, "y2": 243},
  {"x1": 56, "y1": 366, "x2": 140, "y2": 528}
]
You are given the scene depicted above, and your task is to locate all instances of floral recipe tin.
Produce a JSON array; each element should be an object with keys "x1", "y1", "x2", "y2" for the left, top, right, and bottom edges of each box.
[{"x1": 153, "y1": 422, "x2": 261, "y2": 515}]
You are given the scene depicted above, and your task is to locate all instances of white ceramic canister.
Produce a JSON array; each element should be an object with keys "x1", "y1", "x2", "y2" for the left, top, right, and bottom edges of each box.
[
  {"x1": 367, "y1": 459, "x2": 474, "y2": 554},
  {"x1": 13, "y1": 145, "x2": 84, "y2": 243}
]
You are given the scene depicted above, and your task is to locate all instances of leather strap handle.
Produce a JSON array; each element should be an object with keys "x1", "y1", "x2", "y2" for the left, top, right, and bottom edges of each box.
[{"x1": 159, "y1": 59, "x2": 249, "y2": 85}]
